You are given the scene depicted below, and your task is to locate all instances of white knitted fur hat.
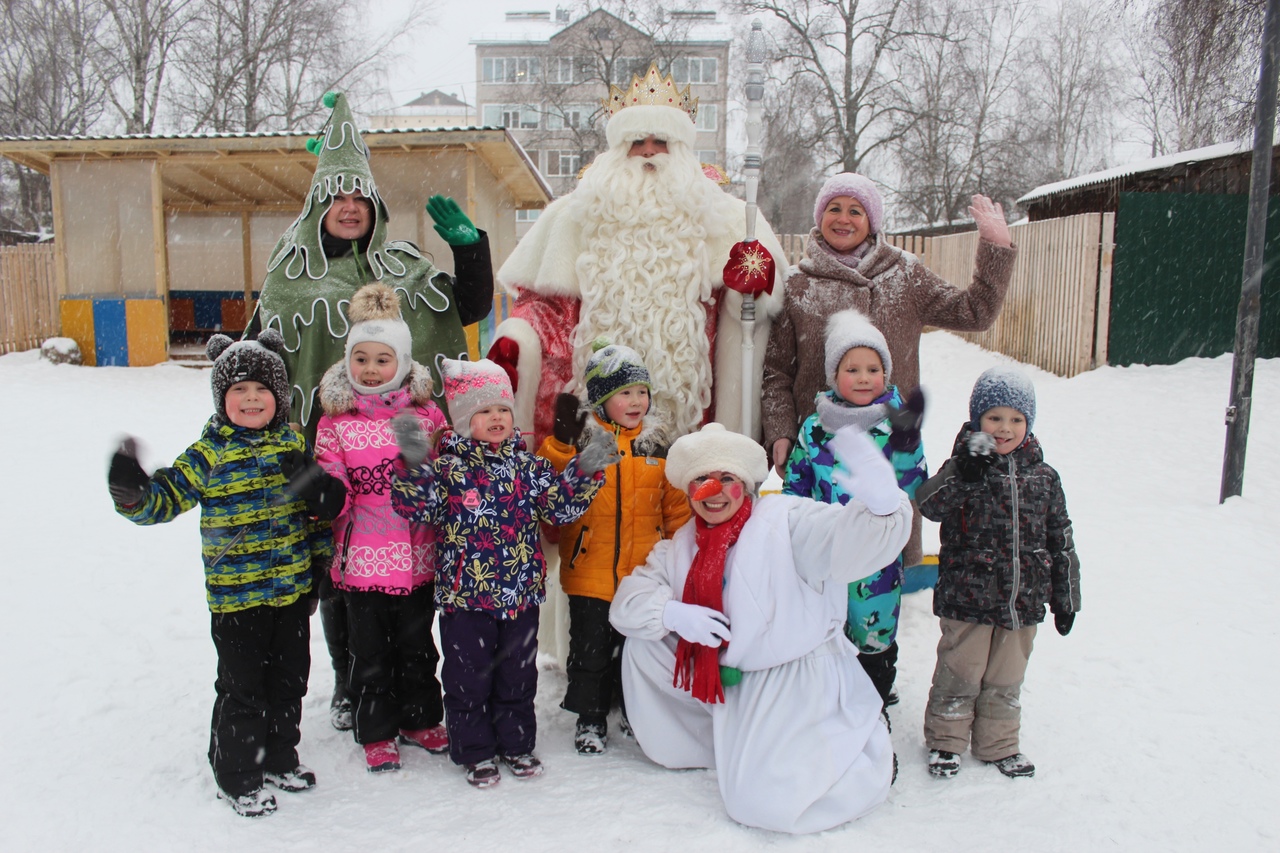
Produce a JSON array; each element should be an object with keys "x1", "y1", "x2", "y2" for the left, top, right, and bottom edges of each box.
[
  {"x1": 441, "y1": 357, "x2": 514, "y2": 439},
  {"x1": 344, "y1": 282, "x2": 412, "y2": 395},
  {"x1": 824, "y1": 309, "x2": 893, "y2": 387},
  {"x1": 665, "y1": 423, "x2": 770, "y2": 493}
]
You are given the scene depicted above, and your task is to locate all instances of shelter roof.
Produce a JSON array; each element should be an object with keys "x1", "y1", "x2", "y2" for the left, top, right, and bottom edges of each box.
[{"x1": 0, "y1": 126, "x2": 551, "y2": 212}]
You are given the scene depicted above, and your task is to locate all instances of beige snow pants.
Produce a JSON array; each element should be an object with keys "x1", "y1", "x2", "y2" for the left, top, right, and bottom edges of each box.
[{"x1": 923, "y1": 617, "x2": 1037, "y2": 761}]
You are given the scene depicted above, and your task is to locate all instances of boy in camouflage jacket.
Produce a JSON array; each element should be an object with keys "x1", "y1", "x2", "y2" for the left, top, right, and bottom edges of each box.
[{"x1": 916, "y1": 366, "x2": 1080, "y2": 780}]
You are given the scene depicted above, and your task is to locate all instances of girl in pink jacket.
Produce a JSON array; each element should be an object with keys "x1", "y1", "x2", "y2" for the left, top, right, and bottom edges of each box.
[{"x1": 314, "y1": 283, "x2": 449, "y2": 773}]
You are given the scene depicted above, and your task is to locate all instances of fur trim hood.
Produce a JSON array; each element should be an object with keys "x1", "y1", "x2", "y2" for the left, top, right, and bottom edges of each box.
[{"x1": 319, "y1": 358, "x2": 435, "y2": 416}]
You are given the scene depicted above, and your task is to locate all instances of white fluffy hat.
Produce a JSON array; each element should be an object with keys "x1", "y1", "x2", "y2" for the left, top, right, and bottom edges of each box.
[
  {"x1": 345, "y1": 282, "x2": 412, "y2": 395},
  {"x1": 605, "y1": 104, "x2": 697, "y2": 151},
  {"x1": 665, "y1": 423, "x2": 770, "y2": 493},
  {"x1": 825, "y1": 309, "x2": 892, "y2": 387}
]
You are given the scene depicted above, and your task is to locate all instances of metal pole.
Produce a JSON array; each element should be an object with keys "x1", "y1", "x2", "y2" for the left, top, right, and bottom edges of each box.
[
  {"x1": 740, "y1": 19, "x2": 766, "y2": 437},
  {"x1": 1220, "y1": 0, "x2": 1280, "y2": 502}
]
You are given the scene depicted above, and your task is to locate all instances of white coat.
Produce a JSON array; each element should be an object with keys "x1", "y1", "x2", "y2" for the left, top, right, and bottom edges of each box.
[{"x1": 609, "y1": 493, "x2": 912, "y2": 834}]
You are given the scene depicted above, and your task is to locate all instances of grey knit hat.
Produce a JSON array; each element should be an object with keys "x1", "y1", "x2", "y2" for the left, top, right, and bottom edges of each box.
[
  {"x1": 441, "y1": 357, "x2": 514, "y2": 439},
  {"x1": 207, "y1": 329, "x2": 291, "y2": 430},
  {"x1": 969, "y1": 366, "x2": 1036, "y2": 431},
  {"x1": 824, "y1": 309, "x2": 892, "y2": 387},
  {"x1": 584, "y1": 340, "x2": 652, "y2": 417}
]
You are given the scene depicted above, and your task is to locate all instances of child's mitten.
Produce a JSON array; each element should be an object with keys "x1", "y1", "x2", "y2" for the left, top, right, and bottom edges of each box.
[
  {"x1": 886, "y1": 387, "x2": 925, "y2": 452},
  {"x1": 828, "y1": 425, "x2": 903, "y2": 515},
  {"x1": 108, "y1": 437, "x2": 149, "y2": 507},
  {"x1": 954, "y1": 431, "x2": 998, "y2": 482},
  {"x1": 391, "y1": 411, "x2": 431, "y2": 469},
  {"x1": 552, "y1": 392, "x2": 588, "y2": 445},
  {"x1": 279, "y1": 451, "x2": 348, "y2": 521},
  {"x1": 576, "y1": 424, "x2": 623, "y2": 474},
  {"x1": 1054, "y1": 610, "x2": 1075, "y2": 636}
]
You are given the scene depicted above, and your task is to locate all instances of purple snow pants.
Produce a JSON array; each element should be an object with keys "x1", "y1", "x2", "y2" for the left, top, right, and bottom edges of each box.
[{"x1": 439, "y1": 606, "x2": 540, "y2": 765}]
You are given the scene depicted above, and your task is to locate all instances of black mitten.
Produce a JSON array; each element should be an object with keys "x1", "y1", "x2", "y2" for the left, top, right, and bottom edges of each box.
[
  {"x1": 887, "y1": 387, "x2": 925, "y2": 452},
  {"x1": 1054, "y1": 611, "x2": 1075, "y2": 636},
  {"x1": 552, "y1": 392, "x2": 588, "y2": 445},
  {"x1": 280, "y1": 451, "x2": 347, "y2": 521},
  {"x1": 108, "y1": 438, "x2": 149, "y2": 507},
  {"x1": 953, "y1": 431, "x2": 998, "y2": 482}
]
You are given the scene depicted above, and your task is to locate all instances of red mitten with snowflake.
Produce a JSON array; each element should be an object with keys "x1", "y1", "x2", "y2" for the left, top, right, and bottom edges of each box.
[
  {"x1": 487, "y1": 336, "x2": 520, "y2": 394},
  {"x1": 722, "y1": 240, "x2": 776, "y2": 297}
]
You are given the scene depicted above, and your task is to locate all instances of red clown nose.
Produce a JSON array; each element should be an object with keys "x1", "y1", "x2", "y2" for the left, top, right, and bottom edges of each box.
[{"x1": 692, "y1": 479, "x2": 723, "y2": 501}]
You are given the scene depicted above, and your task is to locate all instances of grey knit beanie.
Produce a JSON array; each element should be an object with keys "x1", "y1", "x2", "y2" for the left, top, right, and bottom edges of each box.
[{"x1": 969, "y1": 366, "x2": 1036, "y2": 431}]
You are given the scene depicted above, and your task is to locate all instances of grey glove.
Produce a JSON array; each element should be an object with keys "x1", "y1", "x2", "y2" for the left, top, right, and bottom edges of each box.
[
  {"x1": 576, "y1": 424, "x2": 622, "y2": 474},
  {"x1": 828, "y1": 424, "x2": 903, "y2": 516},
  {"x1": 391, "y1": 411, "x2": 431, "y2": 469}
]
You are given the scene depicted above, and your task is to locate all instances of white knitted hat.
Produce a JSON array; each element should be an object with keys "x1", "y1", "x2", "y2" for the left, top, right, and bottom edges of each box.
[
  {"x1": 344, "y1": 282, "x2": 412, "y2": 395},
  {"x1": 825, "y1": 309, "x2": 892, "y2": 387},
  {"x1": 665, "y1": 423, "x2": 770, "y2": 493}
]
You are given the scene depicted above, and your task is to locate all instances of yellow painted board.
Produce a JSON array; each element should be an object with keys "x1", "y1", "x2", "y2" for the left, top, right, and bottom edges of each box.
[
  {"x1": 464, "y1": 322, "x2": 480, "y2": 362},
  {"x1": 60, "y1": 299, "x2": 96, "y2": 366},
  {"x1": 126, "y1": 299, "x2": 168, "y2": 366}
]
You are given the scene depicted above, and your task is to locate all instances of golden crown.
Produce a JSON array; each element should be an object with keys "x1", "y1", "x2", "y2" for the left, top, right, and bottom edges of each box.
[{"x1": 602, "y1": 63, "x2": 698, "y2": 123}]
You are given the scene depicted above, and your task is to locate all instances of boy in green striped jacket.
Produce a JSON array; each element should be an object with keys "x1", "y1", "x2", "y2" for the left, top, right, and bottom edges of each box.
[{"x1": 107, "y1": 329, "x2": 343, "y2": 817}]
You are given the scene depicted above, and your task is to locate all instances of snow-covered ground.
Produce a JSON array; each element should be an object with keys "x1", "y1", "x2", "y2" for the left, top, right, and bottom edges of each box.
[{"x1": 3, "y1": 331, "x2": 1276, "y2": 851}]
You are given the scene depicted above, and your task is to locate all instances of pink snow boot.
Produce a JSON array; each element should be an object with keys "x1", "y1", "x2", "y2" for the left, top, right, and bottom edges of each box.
[{"x1": 364, "y1": 739, "x2": 401, "y2": 773}]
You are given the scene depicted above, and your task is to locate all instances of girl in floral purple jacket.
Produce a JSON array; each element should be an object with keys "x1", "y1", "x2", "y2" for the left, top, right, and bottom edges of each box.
[
  {"x1": 390, "y1": 357, "x2": 619, "y2": 788},
  {"x1": 314, "y1": 283, "x2": 450, "y2": 773}
]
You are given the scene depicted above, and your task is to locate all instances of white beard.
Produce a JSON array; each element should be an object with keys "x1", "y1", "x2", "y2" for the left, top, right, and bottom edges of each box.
[{"x1": 568, "y1": 146, "x2": 717, "y2": 440}]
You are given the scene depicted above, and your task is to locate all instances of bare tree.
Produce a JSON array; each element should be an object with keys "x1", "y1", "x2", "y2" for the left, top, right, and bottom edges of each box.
[
  {"x1": 1122, "y1": 0, "x2": 1265, "y2": 156},
  {"x1": 888, "y1": 0, "x2": 1032, "y2": 227},
  {"x1": 1019, "y1": 0, "x2": 1117, "y2": 184},
  {"x1": 737, "y1": 0, "x2": 946, "y2": 174},
  {"x1": 0, "y1": 0, "x2": 114, "y2": 231},
  {"x1": 92, "y1": 0, "x2": 195, "y2": 134},
  {"x1": 173, "y1": 0, "x2": 431, "y2": 132}
]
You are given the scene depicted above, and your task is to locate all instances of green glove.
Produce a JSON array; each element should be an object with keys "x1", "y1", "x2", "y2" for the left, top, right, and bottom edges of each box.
[{"x1": 425, "y1": 195, "x2": 479, "y2": 246}]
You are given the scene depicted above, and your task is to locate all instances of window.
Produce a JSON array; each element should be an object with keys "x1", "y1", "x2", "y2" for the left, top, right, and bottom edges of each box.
[
  {"x1": 696, "y1": 150, "x2": 720, "y2": 164},
  {"x1": 482, "y1": 57, "x2": 542, "y2": 84},
  {"x1": 548, "y1": 57, "x2": 577, "y2": 84},
  {"x1": 516, "y1": 210, "x2": 542, "y2": 222},
  {"x1": 544, "y1": 150, "x2": 582, "y2": 177},
  {"x1": 671, "y1": 57, "x2": 718, "y2": 84},
  {"x1": 694, "y1": 104, "x2": 717, "y2": 131},
  {"x1": 610, "y1": 57, "x2": 652, "y2": 84},
  {"x1": 546, "y1": 104, "x2": 591, "y2": 130},
  {"x1": 482, "y1": 104, "x2": 540, "y2": 129}
]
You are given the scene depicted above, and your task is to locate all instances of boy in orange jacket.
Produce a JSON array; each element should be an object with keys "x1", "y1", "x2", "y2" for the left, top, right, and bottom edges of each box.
[{"x1": 538, "y1": 341, "x2": 691, "y2": 754}]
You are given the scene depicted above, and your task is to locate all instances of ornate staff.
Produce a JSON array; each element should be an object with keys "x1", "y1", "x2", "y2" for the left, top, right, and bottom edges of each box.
[{"x1": 739, "y1": 20, "x2": 768, "y2": 437}]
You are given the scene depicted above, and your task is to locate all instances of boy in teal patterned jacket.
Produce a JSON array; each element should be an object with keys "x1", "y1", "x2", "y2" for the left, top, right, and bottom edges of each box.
[
  {"x1": 783, "y1": 310, "x2": 926, "y2": 707},
  {"x1": 107, "y1": 330, "x2": 343, "y2": 818}
]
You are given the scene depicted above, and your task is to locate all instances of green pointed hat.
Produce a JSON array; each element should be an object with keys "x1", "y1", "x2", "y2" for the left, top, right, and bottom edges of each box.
[{"x1": 265, "y1": 91, "x2": 412, "y2": 284}]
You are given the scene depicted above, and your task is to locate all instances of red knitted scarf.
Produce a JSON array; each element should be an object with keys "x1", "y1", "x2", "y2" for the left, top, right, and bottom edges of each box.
[{"x1": 673, "y1": 496, "x2": 753, "y2": 704}]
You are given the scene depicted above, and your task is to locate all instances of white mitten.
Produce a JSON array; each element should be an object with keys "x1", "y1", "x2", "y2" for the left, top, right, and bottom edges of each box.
[
  {"x1": 828, "y1": 424, "x2": 904, "y2": 516},
  {"x1": 662, "y1": 600, "x2": 732, "y2": 647}
]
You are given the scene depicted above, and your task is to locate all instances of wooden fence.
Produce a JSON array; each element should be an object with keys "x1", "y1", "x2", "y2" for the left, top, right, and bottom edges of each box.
[
  {"x1": 0, "y1": 243, "x2": 58, "y2": 355},
  {"x1": 778, "y1": 212, "x2": 1115, "y2": 377}
]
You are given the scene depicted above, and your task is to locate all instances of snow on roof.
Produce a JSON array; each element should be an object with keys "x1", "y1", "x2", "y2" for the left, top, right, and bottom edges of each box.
[
  {"x1": 471, "y1": 9, "x2": 731, "y2": 45},
  {"x1": 0, "y1": 126, "x2": 496, "y2": 144},
  {"x1": 1017, "y1": 139, "x2": 1256, "y2": 204}
]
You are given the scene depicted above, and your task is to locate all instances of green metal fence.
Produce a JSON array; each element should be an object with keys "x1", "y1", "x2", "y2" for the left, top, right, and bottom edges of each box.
[{"x1": 1110, "y1": 192, "x2": 1280, "y2": 365}]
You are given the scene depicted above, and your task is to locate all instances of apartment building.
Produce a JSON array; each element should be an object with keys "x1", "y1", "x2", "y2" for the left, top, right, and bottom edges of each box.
[{"x1": 473, "y1": 7, "x2": 732, "y2": 209}]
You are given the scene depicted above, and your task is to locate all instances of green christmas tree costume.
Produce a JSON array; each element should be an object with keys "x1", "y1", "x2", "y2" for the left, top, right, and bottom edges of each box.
[{"x1": 250, "y1": 92, "x2": 492, "y2": 439}]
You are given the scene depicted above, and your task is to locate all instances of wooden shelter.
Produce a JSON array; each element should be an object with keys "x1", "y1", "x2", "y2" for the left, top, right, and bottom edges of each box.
[{"x1": 0, "y1": 127, "x2": 550, "y2": 365}]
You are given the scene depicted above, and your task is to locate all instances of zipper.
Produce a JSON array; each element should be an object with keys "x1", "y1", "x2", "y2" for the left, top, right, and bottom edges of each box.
[
  {"x1": 1007, "y1": 453, "x2": 1022, "y2": 630},
  {"x1": 612, "y1": 425, "x2": 623, "y2": 590}
]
